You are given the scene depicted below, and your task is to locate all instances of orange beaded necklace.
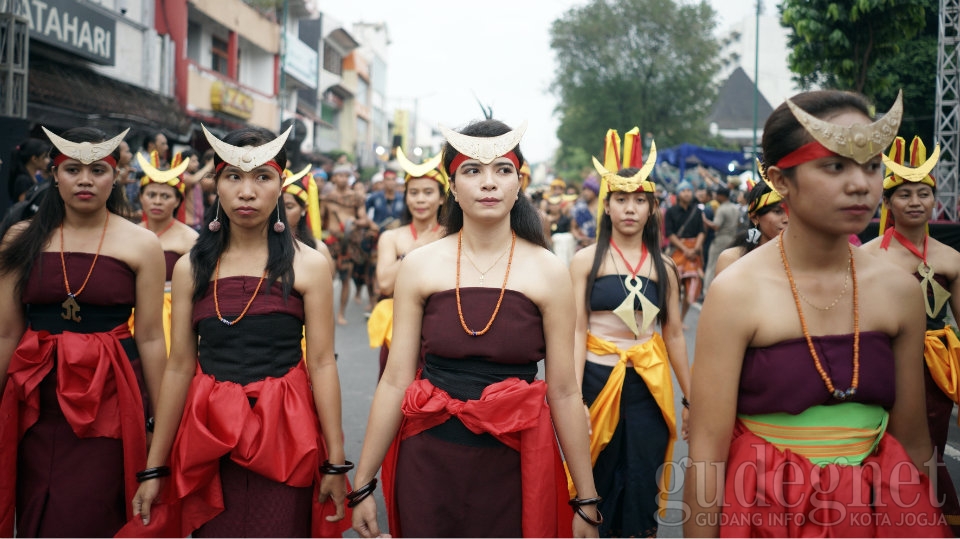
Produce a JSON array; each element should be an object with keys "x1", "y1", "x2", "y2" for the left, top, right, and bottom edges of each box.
[
  {"x1": 455, "y1": 230, "x2": 516, "y2": 337},
  {"x1": 778, "y1": 231, "x2": 860, "y2": 400},
  {"x1": 59, "y1": 212, "x2": 110, "y2": 323},
  {"x1": 213, "y1": 257, "x2": 267, "y2": 327}
]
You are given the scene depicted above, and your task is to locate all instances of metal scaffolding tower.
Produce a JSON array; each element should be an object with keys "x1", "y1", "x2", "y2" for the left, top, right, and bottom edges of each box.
[{"x1": 935, "y1": 0, "x2": 960, "y2": 221}]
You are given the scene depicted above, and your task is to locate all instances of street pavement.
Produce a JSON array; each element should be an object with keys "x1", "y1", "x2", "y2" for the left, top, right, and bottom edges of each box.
[{"x1": 332, "y1": 282, "x2": 960, "y2": 537}]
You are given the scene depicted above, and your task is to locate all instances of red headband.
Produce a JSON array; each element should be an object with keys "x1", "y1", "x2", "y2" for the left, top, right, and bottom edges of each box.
[
  {"x1": 53, "y1": 153, "x2": 117, "y2": 169},
  {"x1": 774, "y1": 141, "x2": 838, "y2": 169},
  {"x1": 215, "y1": 160, "x2": 284, "y2": 176},
  {"x1": 448, "y1": 151, "x2": 521, "y2": 176}
]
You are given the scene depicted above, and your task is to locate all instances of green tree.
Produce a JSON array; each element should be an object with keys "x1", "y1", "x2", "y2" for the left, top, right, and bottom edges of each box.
[
  {"x1": 780, "y1": 0, "x2": 929, "y2": 95},
  {"x1": 550, "y1": 0, "x2": 721, "y2": 173}
]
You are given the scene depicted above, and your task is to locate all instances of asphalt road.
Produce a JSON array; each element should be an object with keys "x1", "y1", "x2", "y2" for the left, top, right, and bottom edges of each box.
[{"x1": 332, "y1": 283, "x2": 960, "y2": 537}]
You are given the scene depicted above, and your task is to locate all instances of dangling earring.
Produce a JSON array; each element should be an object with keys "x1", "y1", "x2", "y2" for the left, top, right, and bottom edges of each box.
[
  {"x1": 273, "y1": 203, "x2": 286, "y2": 233},
  {"x1": 746, "y1": 227, "x2": 761, "y2": 245},
  {"x1": 208, "y1": 202, "x2": 222, "y2": 232}
]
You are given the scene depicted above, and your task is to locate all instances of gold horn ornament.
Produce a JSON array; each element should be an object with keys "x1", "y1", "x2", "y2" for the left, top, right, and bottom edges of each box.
[
  {"x1": 282, "y1": 163, "x2": 312, "y2": 188},
  {"x1": 591, "y1": 141, "x2": 658, "y2": 193},
  {"x1": 882, "y1": 143, "x2": 940, "y2": 185},
  {"x1": 44, "y1": 126, "x2": 129, "y2": 165},
  {"x1": 137, "y1": 151, "x2": 190, "y2": 184},
  {"x1": 202, "y1": 124, "x2": 292, "y2": 172},
  {"x1": 785, "y1": 90, "x2": 903, "y2": 165},
  {"x1": 439, "y1": 120, "x2": 528, "y2": 164},
  {"x1": 396, "y1": 146, "x2": 443, "y2": 178}
]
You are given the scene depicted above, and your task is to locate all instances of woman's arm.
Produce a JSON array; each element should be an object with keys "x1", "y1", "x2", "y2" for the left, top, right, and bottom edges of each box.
[
  {"x1": 886, "y1": 272, "x2": 935, "y2": 472},
  {"x1": 300, "y1": 249, "x2": 347, "y2": 519},
  {"x1": 569, "y1": 247, "x2": 594, "y2": 388},
  {"x1": 661, "y1": 259, "x2": 692, "y2": 438},
  {"x1": 131, "y1": 232, "x2": 168, "y2": 412},
  {"x1": 131, "y1": 257, "x2": 200, "y2": 525},
  {"x1": 683, "y1": 277, "x2": 749, "y2": 537},
  {"x1": 374, "y1": 229, "x2": 400, "y2": 296},
  {"x1": 351, "y1": 254, "x2": 426, "y2": 538},
  {"x1": 0, "y1": 224, "x2": 28, "y2": 393},
  {"x1": 539, "y1": 256, "x2": 599, "y2": 538}
]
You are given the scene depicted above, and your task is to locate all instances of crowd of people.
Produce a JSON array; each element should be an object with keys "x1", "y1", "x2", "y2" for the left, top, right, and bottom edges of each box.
[{"x1": 0, "y1": 86, "x2": 957, "y2": 539}]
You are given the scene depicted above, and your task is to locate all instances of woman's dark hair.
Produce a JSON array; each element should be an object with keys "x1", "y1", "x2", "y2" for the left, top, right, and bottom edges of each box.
[
  {"x1": 191, "y1": 126, "x2": 293, "y2": 302},
  {"x1": 440, "y1": 119, "x2": 547, "y2": 249},
  {"x1": 285, "y1": 191, "x2": 317, "y2": 249},
  {"x1": 7, "y1": 138, "x2": 51, "y2": 200},
  {"x1": 0, "y1": 127, "x2": 127, "y2": 293},
  {"x1": 585, "y1": 169, "x2": 673, "y2": 326},
  {"x1": 761, "y1": 90, "x2": 873, "y2": 175},
  {"x1": 730, "y1": 180, "x2": 783, "y2": 254},
  {"x1": 400, "y1": 177, "x2": 445, "y2": 226}
]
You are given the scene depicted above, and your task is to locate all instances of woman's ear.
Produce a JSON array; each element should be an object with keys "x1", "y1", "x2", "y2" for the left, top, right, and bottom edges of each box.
[{"x1": 766, "y1": 166, "x2": 790, "y2": 199}]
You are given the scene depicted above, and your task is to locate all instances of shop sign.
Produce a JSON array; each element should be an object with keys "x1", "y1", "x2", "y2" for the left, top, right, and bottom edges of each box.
[
  {"x1": 211, "y1": 80, "x2": 254, "y2": 120},
  {"x1": 2, "y1": 0, "x2": 116, "y2": 65}
]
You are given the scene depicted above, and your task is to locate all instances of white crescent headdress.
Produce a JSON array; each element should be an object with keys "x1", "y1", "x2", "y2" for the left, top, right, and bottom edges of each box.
[
  {"x1": 44, "y1": 126, "x2": 129, "y2": 165},
  {"x1": 202, "y1": 124, "x2": 292, "y2": 172}
]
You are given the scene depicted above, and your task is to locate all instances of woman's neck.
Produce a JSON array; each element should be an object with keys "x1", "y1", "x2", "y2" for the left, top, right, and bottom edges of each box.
[
  {"x1": 63, "y1": 206, "x2": 109, "y2": 230},
  {"x1": 894, "y1": 222, "x2": 926, "y2": 247},
  {"x1": 145, "y1": 215, "x2": 175, "y2": 235},
  {"x1": 610, "y1": 228, "x2": 644, "y2": 250},
  {"x1": 460, "y1": 217, "x2": 514, "y2": 254},
  {"x1": 780, "y1": 222, "x2": 850, "y2": 272},
  {"x1": 411, "y1": 215, "x2": 438, "y2": 234},
  {"x1": 227, "y1": 221, "x2": 270, "y2": 248}
]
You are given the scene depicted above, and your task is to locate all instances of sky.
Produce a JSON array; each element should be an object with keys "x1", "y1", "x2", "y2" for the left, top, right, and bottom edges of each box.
[{"x1": 316, "y1": 0, "x2": 770, "y2": 164}]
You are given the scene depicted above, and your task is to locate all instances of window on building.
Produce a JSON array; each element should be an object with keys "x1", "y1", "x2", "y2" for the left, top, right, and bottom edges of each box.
[
  {"x1": 212, "y1": 35, "x2": 229, "y2": 75},
  {"x1": 323, "y1": 45, "x2": 342, "y2": 75}
]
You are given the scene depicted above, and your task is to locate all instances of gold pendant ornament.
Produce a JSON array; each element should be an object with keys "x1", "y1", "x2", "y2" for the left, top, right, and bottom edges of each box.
[
  {"x1": 612, "y1": 276, "x2": 660, "y2": 337},
  {"x1": 61, "y1": 295, "x2": 81, "y2": 323},
  {"x1": 917, "y1": 262, "x2": 952, "y2": 318}
]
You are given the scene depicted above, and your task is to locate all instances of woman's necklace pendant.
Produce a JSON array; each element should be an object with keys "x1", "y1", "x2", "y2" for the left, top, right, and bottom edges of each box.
[
  {"x1": 832, "y1": 387, "x2": 856, "y2": 400},
  {"x1": 219, "y1": 317, "x2": 234, "y2": 326},
  {"x1": 61, "y1": 295, "x2": 81, "y2": 323}
]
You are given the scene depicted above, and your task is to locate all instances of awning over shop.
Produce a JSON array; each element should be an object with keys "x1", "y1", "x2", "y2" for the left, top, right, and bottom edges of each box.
[{"x1": 28, "y1": 56, "x2": 192, "y2": 136}]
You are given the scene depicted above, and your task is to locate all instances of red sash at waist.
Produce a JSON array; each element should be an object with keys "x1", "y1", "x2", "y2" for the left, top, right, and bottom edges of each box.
[
  {"x1": 721, "y1": 420, "x2": 950, "y2": 537},
  {"x1": 381, "y1": 377, "x2": 573, "y2": 538},
  {"x1": 117, "y1": 361, "x2": 347, "y2": 537},
  {"x1": 0, "y1": 325, "x2": 145, "y2": 537}
]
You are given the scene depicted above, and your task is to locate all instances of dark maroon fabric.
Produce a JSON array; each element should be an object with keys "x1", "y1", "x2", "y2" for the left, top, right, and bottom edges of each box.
[
  {"x1": 192, "y1": 278, "x2": 304, "y2": 329},
  {"x1": 420, "y1": 288, "x2": 545, "y2": 364},
  {"x1": 391, "y1": 289, "x2": 544, "y2": 537},
  {"x1": 192, "y1": 458, "x2": 313, "y2": 538},
  {"x1": 22, "y1": 253, "x2": 136, "y2": 305},
  {"x1": 738, "y1": 331, "x2": 896, "y2": 415},
  {"x1": 925, "y1": 364, "x2": 960, "y2": 535},
  {"x1": 163, "y1": 250, "x2": 181, "y2": 282}
]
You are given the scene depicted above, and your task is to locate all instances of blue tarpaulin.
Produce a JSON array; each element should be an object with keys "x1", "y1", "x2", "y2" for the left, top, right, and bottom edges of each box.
[{"x1": 656, "y1": 143, "x2": 753, "y2": 188}]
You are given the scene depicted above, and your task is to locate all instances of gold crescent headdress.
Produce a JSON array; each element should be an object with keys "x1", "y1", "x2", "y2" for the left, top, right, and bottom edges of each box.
[
  {"x1": 137, "y1": 151, "x2": 190, "y2": 189},
  {"x1": 440, "y1": 120, "x2": 527, "y2": 174},
  {"x1": 44, "y1": 126, "x2": 129, "y2": 166},
  {"x1": 878, "y1": 136, "x2": 938, "y2": 235},
  {"x1": 781, "y1": 89, "x2": 903, "y2": 166},
  {"x1": 282, "y1": 163, "x2": 312, "y2": 189},
  {"x1": 202, "y1": 124, "x2": 291, "y2": 172},
  {"x1": 396, "y1": 147, "x2": 448, "y2": 193},
  {"x1": 593, "y1": 128, "x2": 658, "y2": 231}
]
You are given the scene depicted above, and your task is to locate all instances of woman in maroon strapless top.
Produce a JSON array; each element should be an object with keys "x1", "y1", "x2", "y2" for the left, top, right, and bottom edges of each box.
[
  {"x1": 127, "y1": 126, "x2": 348, "y2": 538},
  {"x1": 685, "y1": 91, "x2": 949, "y2": 537},
  {"x1": 0, "y1": 126, "x2": 167, "y2": 537},
  {"x1": 350, "y1": 119, "x2": 600, "y2": 538}
]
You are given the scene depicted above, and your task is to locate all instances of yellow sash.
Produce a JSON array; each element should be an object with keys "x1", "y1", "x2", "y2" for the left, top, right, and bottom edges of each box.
[
  {"x1": 568, "y1": 331, "x2": 677, "y2": 516},
  {"x1": 925, "y1": 327, "x2": 960, "y2": 418},
  {"x1": 128, "y1": 285, "x2": 173, "y2": 355},
  {"x1": 367, "y1": 298, "x2": 394, "y2": 348}
]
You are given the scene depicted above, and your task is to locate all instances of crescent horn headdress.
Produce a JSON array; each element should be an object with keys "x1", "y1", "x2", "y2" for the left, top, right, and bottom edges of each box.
[
  {"x1": 44, "y1": 126, "x2": 129, "y2": 166},
  {"x1": 784, "y1": 89, "x2": 903, "y2": 165},
  {"x1": 878, "y1": 136, "x2": 938, "y2": 236},
  {"x1": 594, "y1": 128, "x2": 658, "y2": 232},
  {"x1": 137, "y1": 151, "x2": 190, "y2": 186},
  {"x1": 202, "y1": 124, "x2": 292, "y2": 172},
  {"x1": 282, "y1": 163, "x2": 313, "y2": 189},
  {"x1": 396, "y1": 146, "x2": 448, "y2": 192},
  {"x1": 440, "y1": 120, "x2": 528, "y2": 173}
]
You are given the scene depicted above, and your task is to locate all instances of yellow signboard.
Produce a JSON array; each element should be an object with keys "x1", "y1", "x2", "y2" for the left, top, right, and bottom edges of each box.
[{"x1": 211, "y1": 81, "x2": 254, "y2": 120}]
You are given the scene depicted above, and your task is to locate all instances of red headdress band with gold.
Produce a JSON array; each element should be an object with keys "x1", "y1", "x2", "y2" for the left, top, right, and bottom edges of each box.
[
  {"x1": 282, "y1": 163, "x2": 322, "y2": 237},
  {"x1": 747, "y1": 159, "x2": 784, "y2": 215},
  {"x1": 44, "y1": 126, "x2": 128, "y2": 168},
  {"x1": 139, "y1": 150, "x2": 188, "y2": 197},
  {"x1": 878, "y1": 136, "x2": 939, "y2": 236},
  {"x1": 440, "y1": 121, "x2": 527, "y2": 175},
  {"x1": 593, "y1": 128, "x2": 657, "y2": 230},
  {"x1": 396, "y1": 147, "x2": 448, "y2": 193}
]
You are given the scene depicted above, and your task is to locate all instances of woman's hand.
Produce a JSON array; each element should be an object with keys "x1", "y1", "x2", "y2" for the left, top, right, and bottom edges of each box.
[
  {"x1": 131, "y1": 478, "x2": 162, "y2": 525},
  {"x1": 317, "y1": 473, "x2": 347, "y2": 522},
  {"x1": 352, "y1": 495, "x2": 389, "y2": 538},
  {"x1": 572, "y1": 509, "x2": 601, "y2": 538}
]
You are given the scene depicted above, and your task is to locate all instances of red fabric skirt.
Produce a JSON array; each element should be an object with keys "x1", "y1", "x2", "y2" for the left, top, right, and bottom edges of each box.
[
  {"x1": 0, "y1": 325, "x2": 147, "y2": 537},
  {"x1": 117, "y1": 362, "x2": 349, "y2": 538},
  {"x1": 381, "y1": 377, "x2": 573, "y2": 538},
  {"x1": 720, "y1": 422, "x2": 951, "y2": 537}
]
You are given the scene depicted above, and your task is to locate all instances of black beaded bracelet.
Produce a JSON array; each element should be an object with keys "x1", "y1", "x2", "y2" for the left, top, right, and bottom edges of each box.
[
  {"x1": 681, "y1": 396, "x2": 690, "y2": 409},
  {"x1": 346, "y1": 478, "x2": 378, "y2": 508},
  {"x1": 135, "y1": 466, "x2": 171, "y2": 483},
  {"x1": 319, "y1": 459, "x2": 354, "y2": 475}
]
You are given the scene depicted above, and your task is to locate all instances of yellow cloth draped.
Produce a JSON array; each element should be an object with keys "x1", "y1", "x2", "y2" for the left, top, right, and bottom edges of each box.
[
  {"x1": 128, "y1": 285, "x2": 173, "y2": 355},
  {"x1": 367, "y1": 298, "x2": 394, "y2": 348},
  {"x1": 568, "y1": 331, "x2": 676, "y2": 516},
  {"x1": 925, "y1": 328, "x2": 960, "y2": 420}
]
